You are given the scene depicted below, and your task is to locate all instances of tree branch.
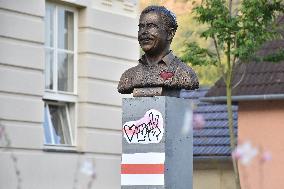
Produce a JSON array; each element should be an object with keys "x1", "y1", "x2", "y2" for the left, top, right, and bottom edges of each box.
[
  {"x1": 213, "y1": 35, "x2": 226, "y2": 80},
  {"x1": 229, "y1": 0, "x2": 233, "y2": 17},
  {"x1": 232, "y1": 62, "x2": 246, "y2": 89}
]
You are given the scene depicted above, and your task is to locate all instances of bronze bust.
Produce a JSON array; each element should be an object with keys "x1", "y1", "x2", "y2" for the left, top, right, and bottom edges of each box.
[{"x1": 118, "y1": 6, "x2": 199, "y2": 97}]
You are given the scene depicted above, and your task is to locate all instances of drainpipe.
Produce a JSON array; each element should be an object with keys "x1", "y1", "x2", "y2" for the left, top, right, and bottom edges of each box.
[{"x1": 200, "y1": 94, "x2": 284, "y2": 103}]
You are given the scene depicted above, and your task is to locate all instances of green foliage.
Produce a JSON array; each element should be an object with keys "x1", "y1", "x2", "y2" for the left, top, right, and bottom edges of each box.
[
  {"x1": 171, "y1": 10, "x2": 220, "y2": 86},
  {"x1": 171, "y1": 11, "x2": 210, "y2": 57},
  {"x1": 181, "y1": 42, "x2": 218, "y2": 66},
  {"x1": 192, "y1": 64, "x2": 219, "y2": 86},
  {"x1": 189, "y1": 0, "x2": 284, "y2": 65},
  {"x1": 184, "y1": 1, "x2": 284, "y2": 188},
  {"x1": 236, "y1": 0, "x2": 283, "y2": 60},
  {"x1": 263, "y1": 50, "x2": 284, "y2": 62}
]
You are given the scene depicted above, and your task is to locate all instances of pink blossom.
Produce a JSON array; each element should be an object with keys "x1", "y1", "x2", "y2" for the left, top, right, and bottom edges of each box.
[
  {"x1": 261, "y1": 151, "x2": 272, "y2": 163},
  {"x1": 232, "y1": 141, "x2": 259, "y2": 166},
  {"x1": 232, "y1": 150, "x2": 242, "y2": 160},
  {"x1": 80, "y1": 159, "x2": 96, "y2": 177},
  {"x1": 192, "y1": 114, "x2": 205, "y2": 130}
]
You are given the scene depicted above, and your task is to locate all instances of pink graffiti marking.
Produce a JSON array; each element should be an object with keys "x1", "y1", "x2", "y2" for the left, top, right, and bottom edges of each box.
[{"x1": 123, "y1": 109, "x2": 164, "y2": 144}]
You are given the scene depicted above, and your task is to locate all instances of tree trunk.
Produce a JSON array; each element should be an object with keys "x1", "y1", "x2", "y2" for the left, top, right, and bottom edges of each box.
[{"x1": 226, "y1": 80, "x2": 241, "y2": 189}]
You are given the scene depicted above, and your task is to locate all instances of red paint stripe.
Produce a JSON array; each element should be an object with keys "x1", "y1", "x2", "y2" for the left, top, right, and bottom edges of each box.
[{"x1": 121, "y1": 164, "x2": 164, "y2": 174}]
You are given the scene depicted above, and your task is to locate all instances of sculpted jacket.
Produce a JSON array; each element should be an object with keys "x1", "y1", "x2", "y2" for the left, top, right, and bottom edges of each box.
[{"x1": 117, "y1": 52, "x2": 199, "y2": 94}]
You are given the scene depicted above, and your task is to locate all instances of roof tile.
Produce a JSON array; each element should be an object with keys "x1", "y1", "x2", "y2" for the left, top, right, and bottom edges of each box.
[
  {"x1": 206, "y1": 33, "x2": 284, "y2": 98},
  {"x1": 206, "y1": 61, "x2": 284, "y2": 97},
  {"x1": 182, "y1": 88, "x2": 238, "y2": 158}
]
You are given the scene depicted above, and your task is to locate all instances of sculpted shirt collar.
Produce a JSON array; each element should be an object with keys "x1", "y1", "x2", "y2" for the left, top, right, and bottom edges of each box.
[{"x1": 139, "y1": 51, "x2": 175, "y2": 67}]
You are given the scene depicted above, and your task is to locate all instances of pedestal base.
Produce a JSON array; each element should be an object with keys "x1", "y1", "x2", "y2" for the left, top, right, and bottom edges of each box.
[
  {"x1": 133, "y1": 87, "x2": 180, "y2": 97},
  {"x1": 121, "y1": 96, "x2": 193, "y2": 189}
]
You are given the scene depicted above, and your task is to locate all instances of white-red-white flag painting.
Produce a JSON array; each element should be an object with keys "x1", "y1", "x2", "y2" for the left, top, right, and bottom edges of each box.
[{"x1": 121, "y1": 152, "x2": 165, "y2": 186}]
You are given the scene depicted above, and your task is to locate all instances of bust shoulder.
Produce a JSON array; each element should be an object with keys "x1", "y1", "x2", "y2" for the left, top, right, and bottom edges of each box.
[
  {"x1": 172, "y1": 57, "x2": 199, "y2": 90},
  {"x1": 117, "y1": 66, "x2": 139, "y2": 94}
]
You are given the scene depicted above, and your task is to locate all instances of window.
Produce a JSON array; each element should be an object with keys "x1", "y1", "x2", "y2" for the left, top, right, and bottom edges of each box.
[{"x1": 43, "y1": 2, "x2": 77, "y2": 146}]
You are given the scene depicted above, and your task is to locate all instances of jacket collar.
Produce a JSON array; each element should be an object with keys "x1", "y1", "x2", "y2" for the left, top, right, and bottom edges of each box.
[{"x1": 139, "y1": 51, "x2": 175, "y2": 66}]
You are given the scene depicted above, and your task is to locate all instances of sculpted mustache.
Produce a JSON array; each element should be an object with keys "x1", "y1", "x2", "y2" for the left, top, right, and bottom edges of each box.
[{"x1": 138, "y1": 36, "x2": 154, "y2": 41}]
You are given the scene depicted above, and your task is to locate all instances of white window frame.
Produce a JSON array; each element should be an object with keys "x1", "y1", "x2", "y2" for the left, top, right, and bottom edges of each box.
[
  {"x1": 43, "y1": 2, "x2": 78, "y2": 148},
  {"x1": 44, "y1": 2, "x2": 78, "y2": 99},
  {"x1": 44, "y1": 102, "x2": 74, "y2": 145}
]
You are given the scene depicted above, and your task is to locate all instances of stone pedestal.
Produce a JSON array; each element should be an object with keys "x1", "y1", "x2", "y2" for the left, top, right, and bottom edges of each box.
[{"x1": 121, "y1": 96, "x2": 193, "y2": 189}]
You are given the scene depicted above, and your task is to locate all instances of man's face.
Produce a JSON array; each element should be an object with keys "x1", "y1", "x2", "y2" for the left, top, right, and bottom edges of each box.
[{"x1": 138, "y1": 12, "x2": 169, "y2": 55}]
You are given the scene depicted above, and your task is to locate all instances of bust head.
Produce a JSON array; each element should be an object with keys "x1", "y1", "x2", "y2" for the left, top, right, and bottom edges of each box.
[
  {"x1": 138, "y1": 6, "x2": 178, "y2": 56},
  {"x1": 117, "y1": 6, "x2": 199, "y2": 96}
]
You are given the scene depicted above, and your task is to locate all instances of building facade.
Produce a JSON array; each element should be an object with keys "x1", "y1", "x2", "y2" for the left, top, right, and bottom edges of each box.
[
  {"x1": 205, "y1": 26, "x2": 284, "y2": 189},
  {"x1": 0, "y1": 1, "x2": 241, "y2": 188},
  {"x1": 0, "y1": 0, "x2": 139, "y2": 188},
  {"x1": 182, "y1": 89, "x2": 236, "y2": 189}
]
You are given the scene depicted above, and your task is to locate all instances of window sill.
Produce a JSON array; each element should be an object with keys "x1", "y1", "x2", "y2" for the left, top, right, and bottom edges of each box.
[
  {"x1": 43, "y1": 144, "x2": 83, "y2": 154},
  {"x1": 43, "y1": 91, "x2": 77, "y2": 102}
]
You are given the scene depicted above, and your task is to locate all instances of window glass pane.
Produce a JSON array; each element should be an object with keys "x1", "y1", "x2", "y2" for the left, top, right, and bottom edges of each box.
[
  {"x1": 43, "y1": 105, "x2": 52, "y2": 144},
  {"x1": 45, "y1": 4, "x2": 54, "y2": 47},
  {"x1": 58, "y1": 9, "x2": 74, "y2": 50},
  {"x1": 58, "y1": 52, "x2": 74, "y2": 92},
  {"x1": 49, "y1": 104, "x2": 72, "y2": 145},
  {"x1": 45, "y1": 49, "x2": 54, "y2": 90}
]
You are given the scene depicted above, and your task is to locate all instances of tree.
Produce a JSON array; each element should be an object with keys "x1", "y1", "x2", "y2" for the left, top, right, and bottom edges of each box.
[{"x1": 181, "y1": 0, "x2": 284, "y2": 188}]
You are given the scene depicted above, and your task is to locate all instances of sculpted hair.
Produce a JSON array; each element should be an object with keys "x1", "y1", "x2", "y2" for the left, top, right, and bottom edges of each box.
[{"x1": 141, "y1": 6, "x2": 178, "y2": 35}]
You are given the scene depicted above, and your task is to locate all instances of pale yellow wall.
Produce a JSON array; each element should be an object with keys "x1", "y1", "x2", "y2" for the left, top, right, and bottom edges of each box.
[
  {"x1": 238, "y1": 101, "x2": 284, "y2": 189},
  {"x1": 194, "y1": 166, "x2": 235, "y2": 189},
  {"x1": 0, "y1": 1, "x2": 46, "y2": 189},
  {"x1": 0, "y1": 0, "x2": 139, "y2": 189},
  {"x1": 0, "y1": 0, "x2": 45, "y2": 146},
  {"x1": 0, "y1": 151, "x2": 120, "y2": 189}
]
